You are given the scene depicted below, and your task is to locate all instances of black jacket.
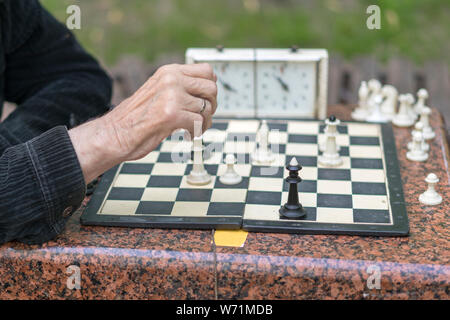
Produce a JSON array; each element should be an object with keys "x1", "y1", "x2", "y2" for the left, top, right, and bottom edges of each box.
[{"x1": 0, "y1": 0, "x2": 112, "y2": 244}]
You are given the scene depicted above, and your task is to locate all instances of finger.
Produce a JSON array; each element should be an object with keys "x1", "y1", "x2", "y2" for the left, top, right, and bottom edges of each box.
[
  {"x1": 182, "y1": 96, "x2": 213, "y2": 133},
  {"x1": 180, "y1": 63, "x2": 216, "y2": 81},
  {"x1": 179, "y1": 110, "x2": 204, "y2": 139},
  {"x1": 182, "y1": 77, "x2": 218, "y2": 113}
]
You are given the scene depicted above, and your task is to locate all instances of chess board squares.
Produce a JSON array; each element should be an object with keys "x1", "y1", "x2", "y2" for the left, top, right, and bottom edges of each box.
[
  {"x1": 287, "y1": 121, "x2": 320, "y2": 135},
  {"x1": 171, "y1": 202, "x2": 210, "y2": 217},
  {"x1": 114, "y1": 174, "x2": 149, "y2": 188},
  {"x1": 246, "y1": 191, "x2": 281, "y2": 206},
  {"x1": 285, "y1": 156, "x2": 317, "y2": 167},
  {"x1": 282, "y1": 180, "x2": 317, "y2": 193},
  {"x1": 349, "y1": 146, "x2": 382, "y2": 158},
  {"x1": 210, "y1": 188, "x2": 247, "y2": 203},
  {"x1": 350, "y1": 158, "x2": 383, "y2": 169},
  {"x1": 157, "y1": 152, "x2": 189, "y2": 163},
  {"x1": 317, "y1": 156, "x2": 351, "y2": 169},
  {"x1": 287, "y1": 134, "x2": 318, "y2": 144},
  {"x1": 215, "y1": 177, "x2": 249, "y2": 189},
  {"x1": 101, "y1": 200, "x2": 139, "y2": 215},
  {"x1": 281, "y1": 191, "x2": 317, "y2": 207},
  {"x1": 352, "y1": 182, "x2": 387, "y2": 195},
  {"x1": 350, "y1": 169, "x2": 385, "y2": 183},
  {"x1": 135, "y1": 201, "x2": 174, "y2": 215},
  {"x1": 224, "y1": 140, "x2": 255, "y2": 155},
  {"x1": 226, "y1": 132, "x2": 256, "y2": 142},
  {"x1": 207, "y1": 202, "x2": 246, "y2": 216},
  {"x1": 159, "y1": 140, "x2": 192, "y2": 153},
  {"x1": 251, "y1": 165, "x2": 284, "y2": 178},
  {"x1": 248, "y1": 177, "x2": 283, "y2": 192},
  {"x1": 349, "y1": 136, "x2": 380, "y2": 146},
  {"x1": 347, "y1": 123, "x2": 380, "y2": 137},
  {"x1": 203, "y1": 129, "x2": 227, "y2": 143},
  {"x1": 151, "y1": 163, "x2": 187, "y2": 176},
  {"x1": 317, "y1": 180, "x2": 352, "y2": 195},
  {"x1": 141, "y1": 188, "x2": 179, "y2": 201},
  {"x1": 285, "y1": 143, "x2": 318, "y2": 156},
  {"x1": 316, "y1": 208, "x2": 354, "y2": 224},
  {"x1": 108, "y1": 187, "x2": 143, "y2": 200},
  {"x1": 352, "y1": 209, "x2": 391, "y2": 224},
  {"x1": 317, "y1": 168, "x2": 351, "y2": 180},
  {"x1": 352, "y1": 195, "x2": 389, "y2": 210},
  {"x1": 147, "y1": 175, "x2": 182, "y2": 188},
  {"x1": 210, "y1": 122, "x2": 229, "y2": 131},
  {"x1": 227, "y1": 120, "x2": 260, "y2": 133},
  {"x1": 120, "y1": 163, "x2": 154, "y2": 174},
  {"x1": 319, "y1": 124, "x2": 348, "y2": 134},
  {"x1": 180, "y1": 175, "x2": 216, "y2": 189},
  {"x1": 266, "y1": 122, "x2": 288, "y2": 132},
  {"x1": 268, "y1": 131, "x2": 288, "y2": 145}
]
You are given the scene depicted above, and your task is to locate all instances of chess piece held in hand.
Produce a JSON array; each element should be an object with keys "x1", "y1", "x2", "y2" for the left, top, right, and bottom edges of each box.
[{"x1": 187, "y1": 136, "x2": 211, "y2": 185}]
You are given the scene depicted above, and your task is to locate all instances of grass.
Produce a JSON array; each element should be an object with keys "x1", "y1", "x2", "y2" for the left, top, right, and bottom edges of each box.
[{"x1": 40, "y1": 0, "x2": 450, "y2": 66}]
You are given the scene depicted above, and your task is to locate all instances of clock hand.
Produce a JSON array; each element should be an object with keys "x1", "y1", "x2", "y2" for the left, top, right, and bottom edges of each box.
[
  {"x1": 275, "y1": 76, "x2": 290, "y2": 92},
  {"x1": 218, "y1": 77, "x2": 238, "y2": 93}
]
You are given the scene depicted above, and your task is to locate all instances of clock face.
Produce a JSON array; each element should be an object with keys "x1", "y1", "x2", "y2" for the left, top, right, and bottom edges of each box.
[
  {"x1": 209, "y1": 61, "x2": 255, "y2": 117},
  {"x1": 256, "y1": 61, "x2": 317, "y2": 117}
]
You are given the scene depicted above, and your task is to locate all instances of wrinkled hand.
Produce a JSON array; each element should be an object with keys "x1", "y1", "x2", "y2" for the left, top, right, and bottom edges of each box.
[
  {"x1": 106, "y1": 63, "x2": 217, "y2": 161},
  {"x1": 69, "y1": 63, "x2": 217, "y2": 183}
]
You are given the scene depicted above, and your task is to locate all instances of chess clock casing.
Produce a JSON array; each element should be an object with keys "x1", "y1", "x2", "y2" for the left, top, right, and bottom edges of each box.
[
  {"x1": 185, "y1": 48, "x2": 328, "y2": 119},
  {"x1": 185, "y1": 48, "x2": 255, "y2": 117},
  {"x1": 255, "y1": 48, "x2": 328, "y2": 119}
]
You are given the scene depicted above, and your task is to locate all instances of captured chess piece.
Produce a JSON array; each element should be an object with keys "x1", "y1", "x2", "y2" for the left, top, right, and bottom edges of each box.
[
  {"x1": 187, "y1": 136, "x2": 211, "y2": 185},
  {"x1": 419, "y1": 173, "x2": 442, "y2": 206},
  {"x1": 419, "y1": 106, "x2": 435, "y2": 140},
  {"x1": 366, "y1": 95, "x2": 389, "y2": 123},
  {"x1": 318, "y1": 115, "x2": 343, "y2": 167},
  {"x1": 352, "y1": 81, "x2": 370, "y2": 121},
  {"x1": 392, "y1": 94, "x2": 415, "y2": 127},
  {"x1": 380, "y1": 84, "x2": 398, "y2": 120},
  {"x1": 219, "y1": 154, "x2": 242, "y2": 185},
  {"x1": 407, "y1": 121, "x2": 429, "y2": 152},
  {"x1": 279, "y1": 157, "x2": 306, "y2": 220},
  {"x1": 414, "y1": 88, "x2": 428, "y2": 115},
  {"x1": 252, "y1": 120, "x2": 275, "y2": 164},
  {"x1": 406, "y1": 131, "x2": 428, "y2": 162}
]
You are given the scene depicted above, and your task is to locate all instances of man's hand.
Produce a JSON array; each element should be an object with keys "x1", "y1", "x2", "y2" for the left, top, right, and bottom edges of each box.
[{"x1": 69, "y1": 63, "x2": 218, "y2": 183}]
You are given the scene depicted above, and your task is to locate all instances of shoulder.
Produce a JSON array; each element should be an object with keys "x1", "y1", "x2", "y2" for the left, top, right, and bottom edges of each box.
[{"x1": 0, "y1": 0, "x2": 41, "y2": 53}]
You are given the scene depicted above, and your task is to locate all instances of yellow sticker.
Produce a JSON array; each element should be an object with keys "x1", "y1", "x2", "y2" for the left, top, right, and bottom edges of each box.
[{"x1": 214, "y1": 229, "x2": 248, "y2": 247}]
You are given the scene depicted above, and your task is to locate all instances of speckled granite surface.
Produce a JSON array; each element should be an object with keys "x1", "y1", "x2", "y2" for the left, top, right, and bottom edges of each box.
[{"x1": 0, "y1": 105, "x2": 448, "y2": 300}]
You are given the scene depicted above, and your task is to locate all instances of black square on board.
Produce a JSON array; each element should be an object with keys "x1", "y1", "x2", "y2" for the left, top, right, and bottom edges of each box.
[
  {"x1": 267, "y1": 123, "x2": 288, "y2": 132},
  {"x1": 207, "y1": 202, "x2": 245, "y2": 216},
  {"x1": 288, "y1": 134, "x2": 318, "y2": 144},
  {"x1": 120, "y1": 163, "x2": 154, "y2": 174},
  {"x1": 211, "y1": 122, "x2": 228, "y2": 131},
  {"x1": 147, "y1": 176, "x2": 182, "y2": 188},
  {"x1": 251, "y1": 166, "x2": 284, "y2": 178},
  {"x1": 282, "y1": 180, "x2": 317, "y2": 193},
  {"x1": 353, "y1": 209, "x2": 391, "y2": 223},
  {"x1": 135, "y1": 201, "x2": 174, "y2": 215},
  {"x1": 285, "y1": 156, "x2": 317, "y2": 167},
  {"x1": 107, "y1": 187, "x2": 144, "y2": 201},
  {"x1": 350, "y1": 136, "x2": 380, "y2": 146},
  {"x1": 214, "y1": 177, "x2": 249, "y2": 189},
  {"x1": 177, "y1": 189, "x2": 212, "y2": 202},
  {"x1": 351, "y1": 158, "x2": 383, "y2": 169},
  {"x1": 352, "y1": 182, "x2": 387, "y2": 195},
  {"x1": 318, "y1": 168, "x2": 351, "y2": 180},
  {"x1": 247, "y1": 191, "x2": 281, "y2": 205},
  {"x1": 158, "y1": 152, "x2": 189, "y2": 163},
  {"x1": 317, "y1": 194, "x2": 353, "y2": 208}
]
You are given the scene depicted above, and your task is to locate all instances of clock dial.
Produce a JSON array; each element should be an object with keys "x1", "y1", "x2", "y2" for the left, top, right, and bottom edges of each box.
[
  {"x1": 256, "y1": 61, "x2": 317, "y2": 117},
  {"x1": 209, "y1": 61, "x2": 255, "y2": 117}
]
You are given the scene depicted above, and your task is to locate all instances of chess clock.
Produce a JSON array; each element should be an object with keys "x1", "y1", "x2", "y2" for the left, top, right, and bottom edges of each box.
[
  {"x1": 185, "y1": 47, "x2": 328, "y2": 119},
  {"x1": 185, "y1": 48, "x2": 256, "y2": 117}
]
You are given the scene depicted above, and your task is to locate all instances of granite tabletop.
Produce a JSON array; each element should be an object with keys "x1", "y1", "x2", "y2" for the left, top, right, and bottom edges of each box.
[{"x1": 0, "y1": 105, "x2": 448, "y2": 300}]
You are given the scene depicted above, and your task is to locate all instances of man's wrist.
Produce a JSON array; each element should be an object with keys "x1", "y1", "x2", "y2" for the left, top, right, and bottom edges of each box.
[{"x1": 68, "y1": 115, "x2": 122, "y2": 183}]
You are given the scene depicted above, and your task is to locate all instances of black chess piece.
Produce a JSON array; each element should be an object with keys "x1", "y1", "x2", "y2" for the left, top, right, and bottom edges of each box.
[{"x1": 279, "y1": 157, "x2": 306, "y2": 219}]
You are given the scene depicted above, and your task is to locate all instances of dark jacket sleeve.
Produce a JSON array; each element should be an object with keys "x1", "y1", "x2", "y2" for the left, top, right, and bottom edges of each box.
[{"x1": 0, "y1": 0, "x2": 112, "y2": 244}]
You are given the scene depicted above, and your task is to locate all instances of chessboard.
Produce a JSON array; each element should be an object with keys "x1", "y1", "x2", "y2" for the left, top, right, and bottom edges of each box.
[{"x1": 81, "y1": 119, "x2": 409, "y2": 236}]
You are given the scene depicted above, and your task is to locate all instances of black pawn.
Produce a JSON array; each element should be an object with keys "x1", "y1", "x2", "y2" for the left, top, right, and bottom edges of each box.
[{"x1": 279, "y1": 157, "x2": 306, "y2": 219}]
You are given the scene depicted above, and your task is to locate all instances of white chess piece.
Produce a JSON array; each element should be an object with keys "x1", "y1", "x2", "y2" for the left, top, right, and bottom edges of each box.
[
  {"x1": 405, "y1": 93, "x2": 417, "y2": 120},
  {"x1": 366, "y1": 79, "x2": 382, "y2": 112},
  {"x1": 419, "y1": 106, "x2": 435, "y2": 140},
  {"x1": 366, "y1": 95, "x2": 389, "y2": 123},
  {"x1": 419, "y1": 173, "x2": 442, "y2": 206},
  {"x1": 318, "y1": 116, "x2": 343, "y2": 167},
  {"x1": 219, "y1": 154, "x2": 242, "y2": 185},
  {"x1": 186, "y1": 136, "x2": 211, "y2": 185},
  {"x1": 407, "y1": 122, "x2": 429, "y2": 152},
  {"x1": 380, "y1": 84, "x2": 398, "y2": 120},
  {"x1": 392, "y1": 94, "x2": 415, "y2": 127},
  {"x1": 414, "y1": 88, "x2": 428, "y2": 115},
  {"x1": 319, "y1": 122, "x2": 341, "y2": 152},
  {"x1": 352, "y1": 81, "x2": 370, "y2": 121},
  {"x1": 252, "y1": 120, "x2": 275, "y2": 164},
  {"x1": 406, "y1": 131, "x2": 428, "y2": 162}
]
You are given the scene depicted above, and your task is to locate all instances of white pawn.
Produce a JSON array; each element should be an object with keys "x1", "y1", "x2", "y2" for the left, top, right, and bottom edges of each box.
[
  {"x1": 392, "y1": 94, "x2": 415, "y2": 127},
  {"x1": 408, "y1": 122, "x2": 429, "y2": 152},
  {"x1": 419, "y1": 173, "x2": 442, "y2": 206},
  {"x1": 419, "y1": 106, "x2": 435, "y2": 140},
  {"x1": 187, "y1": 136, "x2": 211, "y2": 185},
  {"x1": 318, "y1": 116, "x2": 343, "y2": 167},
  {"x1": 253, "y1": 120, "x2": 275, "y2": 164},
  {"x1": 405, "y1": 93, "x2": 417, "y2": 120},
  {"x1": 352, "y1": 81, "x2": 370, "y2": 121},
  {"x1": 380, "y1": 85, "x2": 398, "y2": 120},
  {"x1": 406, "y1": 131, "x2": 428, "y2": 162},
  {"x1": 366, "y1": 95, "x2": 389, "y2": 123},
  {"x1": 414, "y1": 88, "x2": 428, "y2": 115},
  {"x1": 319, "y1": 122, "x2": 341, "y2": 152},
  {"x1": 219, "y1": 154, "x2": 242, "y2": 185}
]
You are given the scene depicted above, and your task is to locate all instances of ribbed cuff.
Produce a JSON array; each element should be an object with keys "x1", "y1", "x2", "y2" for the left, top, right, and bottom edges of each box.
[{"x1": 26, "y1": 125, "x2": 86, "y2": 236}]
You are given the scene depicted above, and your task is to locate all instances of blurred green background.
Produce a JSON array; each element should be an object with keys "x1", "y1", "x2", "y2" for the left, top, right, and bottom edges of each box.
[{"x1": 41, "y1": 0, "x2": 450, "y2": 66}]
